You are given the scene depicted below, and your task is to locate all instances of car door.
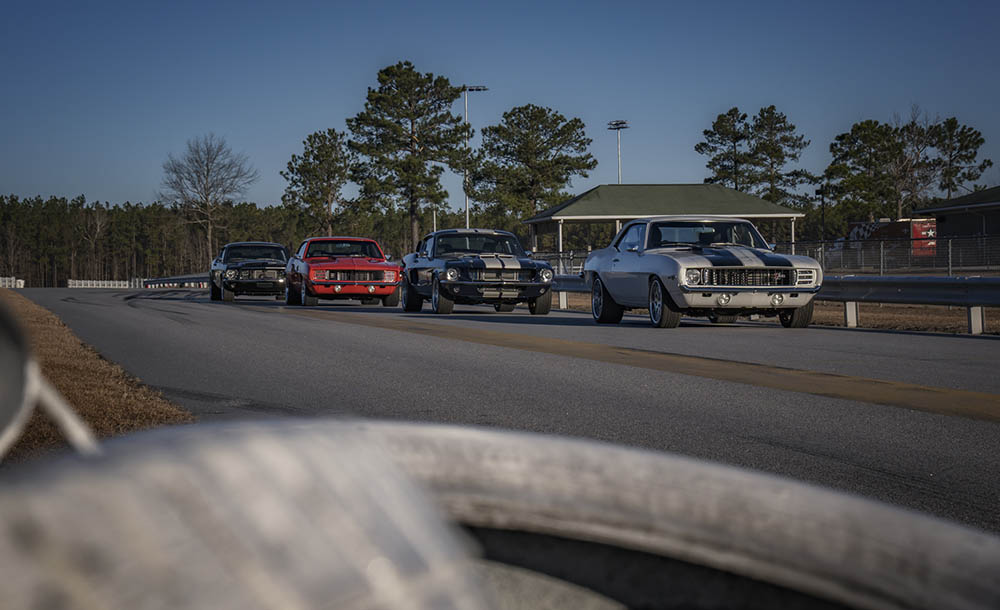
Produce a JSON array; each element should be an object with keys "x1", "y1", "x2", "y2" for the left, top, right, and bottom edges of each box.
[{"x1": 607, "y1": 224, "x2": 646, "y2": 306}]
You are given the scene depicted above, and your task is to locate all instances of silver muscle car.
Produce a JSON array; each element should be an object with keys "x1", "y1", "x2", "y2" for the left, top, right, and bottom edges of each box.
[{"x1": 583, "y1": 216, "x2": 823, "y2": 328}]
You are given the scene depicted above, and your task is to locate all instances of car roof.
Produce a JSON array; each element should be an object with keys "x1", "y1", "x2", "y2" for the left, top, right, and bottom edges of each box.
[
  {"x1": 630, "y1": 215, "x2": 754, "y2": 223},
  {"x1": 224, "y1": 241, "x2": 285, "y2": 248},
  {"x1": 423, "y1": 228, "x2": 516, "y2": 239},
  {"x1": 304, "y1": 236, "x2": 378, "y2": 242}
]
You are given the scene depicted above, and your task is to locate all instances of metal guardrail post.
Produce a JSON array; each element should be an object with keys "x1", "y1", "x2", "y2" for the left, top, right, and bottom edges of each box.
[
  {"x1": 948, "y1": 239, "x2": 953, "y2": 276},
  {"x1": 844, "y1": 302, "x2": 859, "y2": 328},
  {"x1": 879, "y1": 241, "x2": 884, "y2": 276},
  {"x1": 968, "y1": 307, "x2": 985, "y2": 335}
]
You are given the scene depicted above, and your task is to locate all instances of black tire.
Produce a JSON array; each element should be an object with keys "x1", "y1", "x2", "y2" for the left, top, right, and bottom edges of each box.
[
  {"x1": 494, "y1": 303, "x2": 516, "y2": 313},
  {"x1": 362, "y1": 422, "x2": 1000, "y2": 610},
  {"x1": 221, "y1": 285, "x2": 234, "y2": 302},
  {"x1": 431, "y1": 277, "x2": 454, "y2": 315},
  {"x1": 591, "y1": 276, "x2": 623, "y2": 324},
  {"x1": 648, "y1": 278, "x2": 681, "y2": 328},
  {"x1": 301, "y1": 283, "x2": 318, "y2": 307},
  {"x1": 285, "y1": 282, "x2": 301, "y2": 306},
  {"x1": 210, "y1": 279, "x2": 221, "y2": 301},
  {"x1": 401, "y1": 273, "x2": 423, "y2": 312},
  {"x1": 709, "y1": 312, "x2": 739, "y2": 324},
  {"x1": 528, "y1": 290, "x2": 552, "y2": 315},
  {"x1": 382, "y1": 286, "x2": 400, "y2": 307},
  {"x1": 780, "y1": 300, "x2": 814, "y2": 328}
]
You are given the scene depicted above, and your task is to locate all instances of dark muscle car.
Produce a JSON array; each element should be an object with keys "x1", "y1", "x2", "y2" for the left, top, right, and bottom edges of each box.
[
  {"x1": 210, "y1": 242, "x2": 289, "y2": 302},
  {"x1": 284, "y1": 237, "x2": 401, "y2": 307},
  {"x1": 400, "y1": 229, "x2": 554, "y2": 315}
]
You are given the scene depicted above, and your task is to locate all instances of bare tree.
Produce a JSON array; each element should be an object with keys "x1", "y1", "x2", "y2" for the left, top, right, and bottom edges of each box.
[
  {"x1": 160, "y1": 134, "x2": 259, "y2": 257},
  {"x1": 889, "y1": 106, "x2": 939, "y2": 218}
]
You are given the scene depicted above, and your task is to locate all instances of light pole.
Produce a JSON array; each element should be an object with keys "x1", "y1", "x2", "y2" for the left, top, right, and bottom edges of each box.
[
  {"x1": 463, "y1": 85, "x2": 488, "y2": 228},
  {"x1": 607, "y1": 120, "x2": 629, "y2": 184}
]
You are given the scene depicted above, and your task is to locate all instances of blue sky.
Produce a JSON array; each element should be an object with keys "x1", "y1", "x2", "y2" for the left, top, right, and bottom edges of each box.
[{"x1": 2, "y1": 0, "x2": 998, "y2": 209}]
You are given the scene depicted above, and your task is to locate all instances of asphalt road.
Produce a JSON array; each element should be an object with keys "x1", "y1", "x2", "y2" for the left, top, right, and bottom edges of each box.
[{"x1": 20, "y1": 288, "x2": 1000, "y2": 533}]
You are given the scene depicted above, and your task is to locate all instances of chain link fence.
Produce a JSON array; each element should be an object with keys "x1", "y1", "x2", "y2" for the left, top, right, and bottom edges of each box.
[{"x1": 774, "y1": 236, "x2": 1000, "y2": 276}]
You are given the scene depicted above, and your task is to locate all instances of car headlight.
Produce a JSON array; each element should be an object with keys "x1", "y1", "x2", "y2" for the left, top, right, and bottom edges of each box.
[
  {"x1": 224, "y1": 269, "x2": 237, "y2": 280},
  {"x1": 383, "y1": 270, "x2": 397, "y2": 282},
  {"x1": 539, "y1": 268, "x2": 553, "y2": 283},
  {"x1": 684, "y1": 269, "x2": 702, "y2": 285},
  {"x1": 444, "y1": 268, "x2": 459, "y2": 281}
]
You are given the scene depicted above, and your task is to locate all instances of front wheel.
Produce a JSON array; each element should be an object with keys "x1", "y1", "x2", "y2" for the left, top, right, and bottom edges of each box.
[
  {"x1": 285, "y1": 282, "x2": 301, "y2": 306},
  {"x1": 210, "y1": 278, "x2": 221, "y2": 301},
  {"x1": 528, "y1": 290, "x2": 552, "y2": 315},
  {"x1": 779, "y1": 300, "x2": 814, "y2": 328},
  {"x1": 591, "y1": 276, "x2": 623, "y2": 324},
  {"x1": 431, "y1": 277, "x2": 454, "y2": 314},
  {"x1": 382, "y1": 286, "x2": 400, "y2": 307},
  {"x1": 401, "y1": 274, "x2": 423, "y2": 312},
  {"x1": 221, "y1": 285, "x2": 234, "y2": 302},
  {"x1": 301, "y1": 283, "x2": 318, "y2": 307},
  {"x1": 648, "y1": 279, "x2": 681, "y2": 328}
]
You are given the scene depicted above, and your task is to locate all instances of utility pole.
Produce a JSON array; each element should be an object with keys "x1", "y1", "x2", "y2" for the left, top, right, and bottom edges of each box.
[
  {"x1": 463, "y1": 85, "x2": 488, "y2": 228},
  {"x1": 607, "y1": 120, "x2": 629, "y2": 184}
]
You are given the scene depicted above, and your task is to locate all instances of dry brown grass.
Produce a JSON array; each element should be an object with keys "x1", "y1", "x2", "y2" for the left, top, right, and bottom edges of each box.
[
  {"x1": 1, "y1": 289, "x2": 193, "y2": 461},
  {"x1": 560, "y1": 291, "x2": 999, "y2": 334}
]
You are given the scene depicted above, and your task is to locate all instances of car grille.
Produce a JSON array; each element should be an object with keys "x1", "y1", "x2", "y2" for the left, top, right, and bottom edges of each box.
[
  {"x1": 318, "y1": 270, "x2": 385, "y2": 282},
  {"x1": 468, "y1": 269, "x2": 535, "y2": 282},
  {"x1": 701, "y1": 268, "x2": 795, "y2": 287},
  {"x1": 238, "y1": 269, "x2": 281, "y2": 280}
]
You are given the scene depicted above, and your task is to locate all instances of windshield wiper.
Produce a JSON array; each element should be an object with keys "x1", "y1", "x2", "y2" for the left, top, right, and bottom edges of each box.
[
  {"x1": 709, "y1": 242, "x2": 747, "y2": 247},
  {"x1": 656, "y1": 241, "x2": 695, "y2": 247}
]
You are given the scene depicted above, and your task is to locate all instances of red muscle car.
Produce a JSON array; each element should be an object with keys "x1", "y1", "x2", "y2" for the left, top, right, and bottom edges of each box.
[{"x1": 284, "y1": 237, "x2": 401, "y2": 307}]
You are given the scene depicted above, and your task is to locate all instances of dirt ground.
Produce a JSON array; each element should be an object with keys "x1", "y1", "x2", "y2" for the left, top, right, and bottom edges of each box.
[
  {"x1": 0, "y1": 289, "x2": 193, "y2": 461},
  {"x1": 561, "y1": 292, "x2": 999, "y2": 335}
]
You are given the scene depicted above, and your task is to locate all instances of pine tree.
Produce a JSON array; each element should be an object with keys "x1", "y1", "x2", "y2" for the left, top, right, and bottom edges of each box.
[
  {"x1": 694, "y1": 107, "x2": 753, "y2": 191},
  {"x1": 469, "y1": 104, "x2": 596, "y2": 231},
  {"x1": 748, "y1": 105, "x2": 810, "y2": 205},
  {"x1": 347, "y1": 61, "x2": 470, "y2": 249},
  {"x1": 933, "y1": 117, "x2": 993, "y2": 199},
  {"x1": 280, "y1": 128, "x2": 351, "y2": 235}
]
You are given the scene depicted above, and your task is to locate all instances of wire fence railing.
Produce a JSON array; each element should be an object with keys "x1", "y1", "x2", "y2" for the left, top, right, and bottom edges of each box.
[
  {"x1": 0, "y1": 277, "x2": 25, "y2": 289},
  {"x1": 67, "y1": 279, "x2": 146, "y2": 289},
  {"x1": 535, "y1": 236, "x2": 1000, "y2": 277},
  {"x1": 773, "y1": 236, "x2": 1000, "y2": 276}
]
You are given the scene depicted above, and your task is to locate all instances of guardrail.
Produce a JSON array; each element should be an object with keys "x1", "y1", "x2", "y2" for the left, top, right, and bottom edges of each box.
[
  {"x1": 143, "y1": 275, "x2": 210, "y2": 289},
  {"x1": 0, "y1": 277, "x2": 24, "y2": 289},
  {"x1": 68, "y1": 279, "x2": 146, "y2": 289},
  {"x1": 553, "y1": 274, "x2": 998, "y2": 335}
]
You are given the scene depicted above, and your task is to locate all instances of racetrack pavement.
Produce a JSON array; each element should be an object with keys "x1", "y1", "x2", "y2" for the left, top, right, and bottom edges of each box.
[{"x1": 20, "y1": 288, "x2": 1000, "y2": 533}]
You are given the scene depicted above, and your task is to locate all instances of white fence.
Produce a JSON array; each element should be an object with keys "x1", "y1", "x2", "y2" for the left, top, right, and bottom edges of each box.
[
  {"x1": 67, "y1": 279, "x2": 146, "y2": 289},
  {"x1": 0, "y1": 277, "x2": 24, "y2": 289}
]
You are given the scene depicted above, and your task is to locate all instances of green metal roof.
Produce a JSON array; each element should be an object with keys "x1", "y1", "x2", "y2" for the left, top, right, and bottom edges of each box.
[
  {"x1": 914, "y1": 186, "x2": 1000, "y2": 215},
  {"x1": 523, "y1": 184, "x2": 804, "y2": 224}
]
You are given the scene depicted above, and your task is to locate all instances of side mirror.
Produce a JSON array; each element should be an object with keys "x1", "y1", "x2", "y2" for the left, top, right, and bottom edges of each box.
[
  {"x1": 524, "y1": 250, "x2": 533, "y2": 258},
  {"x1": 626, "y1": 246, "x2": 639, "y2": 253},
  {"x1": 385, "y1": 254, "x2": 392, "y2": 261},
  {"x1": 767, "y1": 243, "x2": 776, "y2": 251},
  {"x1": 419, "y1": 251, "x2": 429, "y2": 258}
]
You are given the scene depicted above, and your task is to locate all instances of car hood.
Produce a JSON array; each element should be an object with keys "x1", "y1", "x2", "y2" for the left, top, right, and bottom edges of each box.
[
  {"x1": 644, "y1": 246, "x2": 815, "y2": 268},
  {"x1": 305, "y1": 257, "x2": 398, "y2": 269},
  {"x1": 447, "y1": 254, "x2": 549, "y2": 270},
  {"x1": 225, "y1": 259, "x2": 286, "y2": 269}
]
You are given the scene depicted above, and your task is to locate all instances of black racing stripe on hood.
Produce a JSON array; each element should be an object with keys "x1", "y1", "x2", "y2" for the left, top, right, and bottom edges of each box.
[
  {"x1": 745, "y1": 249, "x2": 794, "y2": 267},
  {"x1": 695, "y1": 248, "x2": 746, "y2": 267}
]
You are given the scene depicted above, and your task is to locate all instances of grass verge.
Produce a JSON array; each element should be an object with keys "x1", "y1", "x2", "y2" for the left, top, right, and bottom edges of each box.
[{"x1": 1, "y1": 289, "x2": 193, "y2": 461}]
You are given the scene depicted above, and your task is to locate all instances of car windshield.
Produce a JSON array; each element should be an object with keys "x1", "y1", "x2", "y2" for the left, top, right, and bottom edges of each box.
[
  {"x1": 647, "y1": 221, "x2": 768, "y2": 249},
  {"x1": 224, "y1": 246, "x2": 286, "y2": 262},
  {"x1": 435, "y1": 234, "x2": 525, "y2": 257},
  {"x1": 306, "y1": 240, "x2": 381, "y2": 258}
]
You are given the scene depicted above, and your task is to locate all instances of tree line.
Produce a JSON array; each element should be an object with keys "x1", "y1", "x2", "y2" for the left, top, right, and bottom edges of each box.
[
  {"x1": 2, "y1": 59, "x2": 995, "y2": 286},
  {"x1": 694, "y1": 105, "x2": 993, "y2": 240}
]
